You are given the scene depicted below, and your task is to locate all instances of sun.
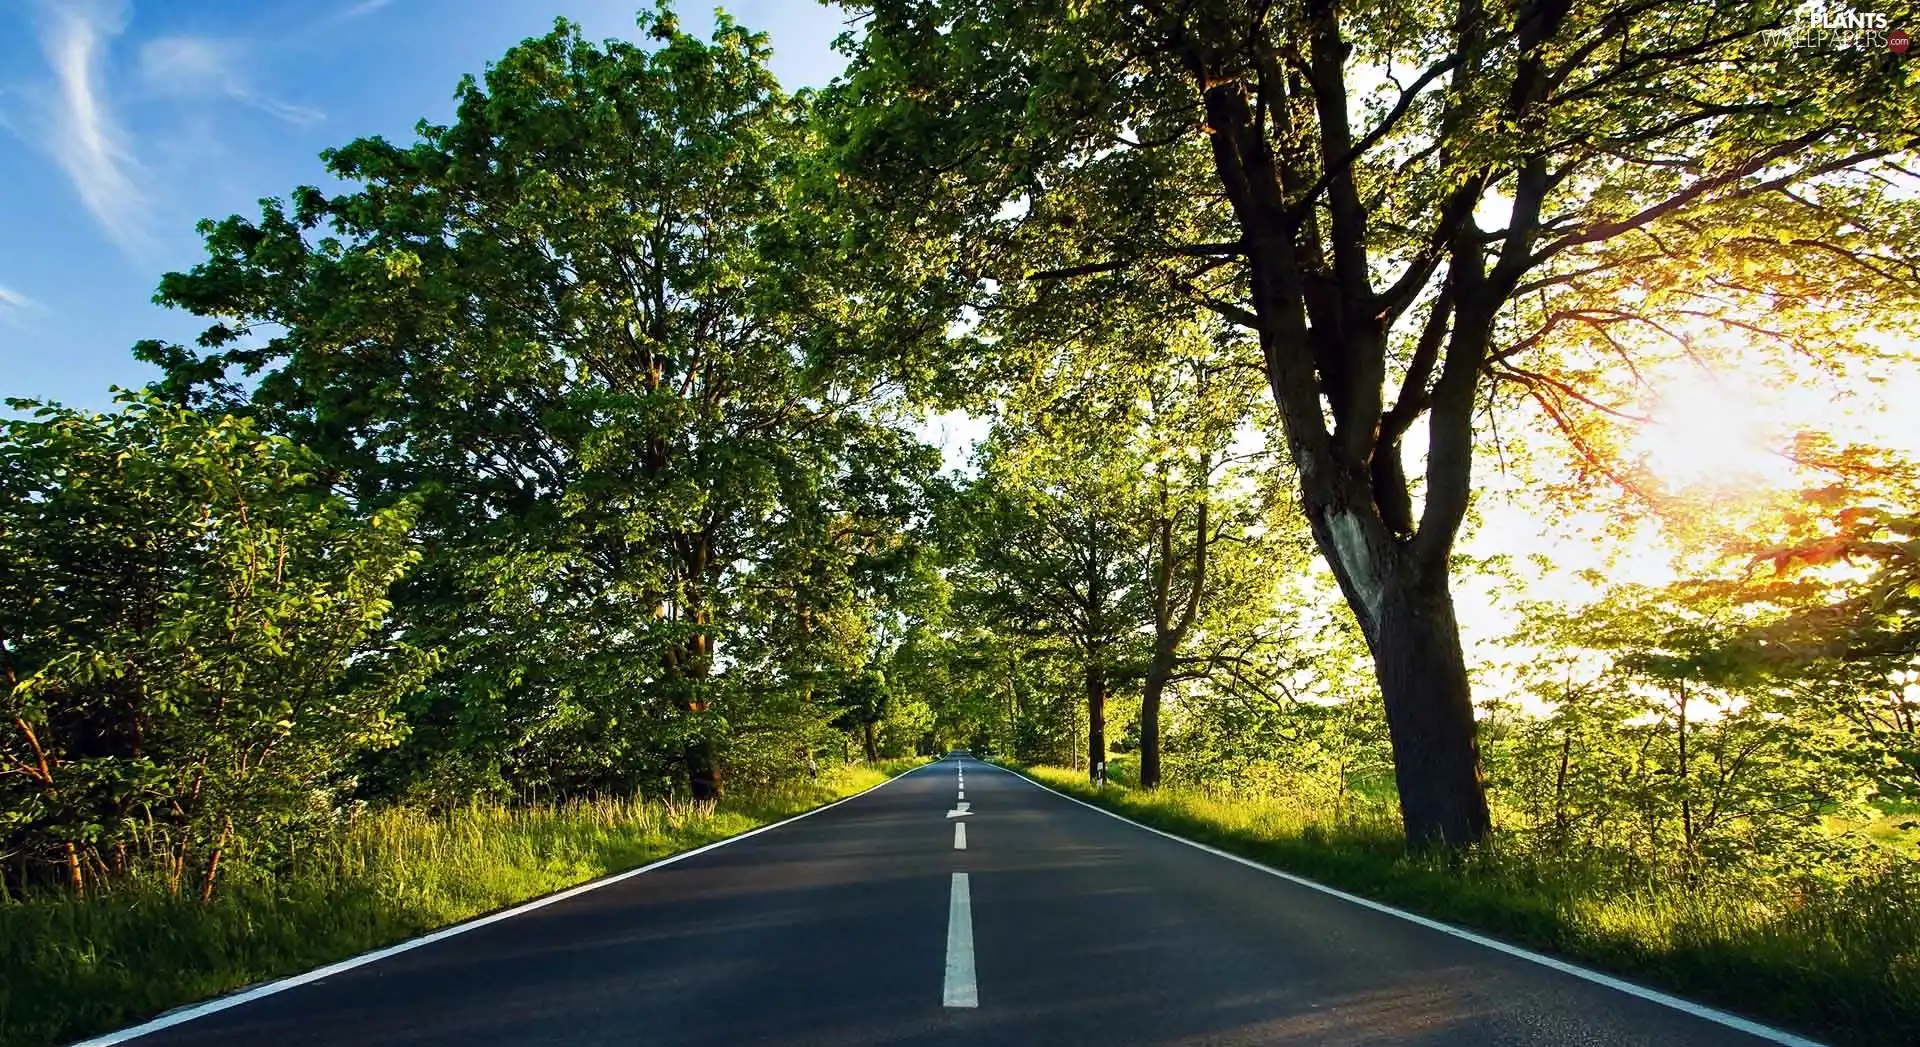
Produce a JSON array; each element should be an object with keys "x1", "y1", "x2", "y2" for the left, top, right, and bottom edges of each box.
[{"x1": 1629, "y1": 371, "x2": 1796, "y2": 493}]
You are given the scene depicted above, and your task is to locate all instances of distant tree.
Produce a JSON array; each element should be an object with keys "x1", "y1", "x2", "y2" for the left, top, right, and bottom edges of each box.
[
  {"x1": 949, "y1": 434, "x2": 1150, "y2": 780},
  {"x1": 1503, "y1": 575, "x2": 1860, "y2": 876},
  {"x1": 833, "y1": 670, "x2": 894, "y2": 763},
  {"x1": 1126, "y1": 365, "x2": 1291, "y2": 790},
  {"x1": 1155, "y1": 548, "x2": 1388, "y2": 802}
]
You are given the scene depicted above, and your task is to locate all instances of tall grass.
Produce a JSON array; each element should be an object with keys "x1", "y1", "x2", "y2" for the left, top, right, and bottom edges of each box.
[
  {"x1": 1021, "y1": 764, "x2": 1920, "y2": 1047},
  {"x1": 0, "y1": 759, "x2": 925, "y2": 1047}
]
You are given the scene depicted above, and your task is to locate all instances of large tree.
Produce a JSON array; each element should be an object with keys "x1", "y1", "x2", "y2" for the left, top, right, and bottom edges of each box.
[
  {"x1": 138, "y1": 9, "x2": 935, "y2": 803},
  {"x1": 831, "y1": 0, "x2": 1919, "y2": 845}
]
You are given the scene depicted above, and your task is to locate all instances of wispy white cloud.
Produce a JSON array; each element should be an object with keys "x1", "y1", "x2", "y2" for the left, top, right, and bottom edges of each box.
[
  {"x1": 0, "y1": 284, "x2": 39, "y2": 314},
  {"x1": 12, "y1": 5, "x2": 327, "y2": 261},
  {"x1": 0, "y1": 283, "x2": 44, "y2": 330},
  {"x1": 34, "y1": 0, "x2": 154, "y2": 258},
  {"x1": 340, "y1": 0, "x2": 396, "y2": 18},
  {"x1": 137, "y1": 35, "x2": 225, "y2": 92},
  {"x1": 139, "y1": 35, "x2": 325, "y2": 125}
]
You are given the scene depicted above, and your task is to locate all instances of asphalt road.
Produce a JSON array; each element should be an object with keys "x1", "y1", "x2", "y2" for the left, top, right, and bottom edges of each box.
[{"x1": 94, "y1": 758, "x2": 1813, "y2": 1047}]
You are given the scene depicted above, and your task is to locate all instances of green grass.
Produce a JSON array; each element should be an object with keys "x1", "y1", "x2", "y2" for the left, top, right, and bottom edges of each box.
[
  {"x1": 0, "y1": 758, "x2": 927, "y2": 1047},
  {"x1": 1852, "y1": 805, "x2": 1920, "y2": 852},
  {"x1": 1016, "y1": 763, "x2": 1920, "y2": 1047}
]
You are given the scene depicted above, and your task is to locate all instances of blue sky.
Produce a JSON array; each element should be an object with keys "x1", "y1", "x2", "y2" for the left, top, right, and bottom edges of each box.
[{"x1": 0, "y1": 0, "x2": 854, "y2": 412}]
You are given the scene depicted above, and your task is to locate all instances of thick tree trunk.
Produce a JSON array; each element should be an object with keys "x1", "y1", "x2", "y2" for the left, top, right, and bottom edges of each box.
[
  {"x1": 862, "y1": 719, "x2": 879, "y2": 764},
  {"x1": 1139, "y1": 645, "x2": 1175, "y2": 789},
  {"x1": 1085, "y1": 662, "x2": 1107, "y2": 784},
  {"x1": 677, "y1": 545, "x2": 722, "y2": 803},
  {"x1": 1140, "y1": 474, "x2": 1205, "y2": 792},
  {"x1": 678, "y1": 651, "x2": 723, "y2": 803},
  {"x1": 1369, "y1": 576, "x2": 1491, "y2": 849},
  {"x1": 1187, "y1": 42, "x2": 1503, "y2": 851},
  {"x1": 1139, "y1": 677, "x2": 1164, "y2": 789},
  {"x1": 685, "y1": 738, "x2": 722, "y2": 803}
]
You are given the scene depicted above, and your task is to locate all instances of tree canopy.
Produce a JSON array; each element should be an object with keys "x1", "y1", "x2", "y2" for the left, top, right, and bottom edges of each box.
[
  {"x1": 4, "y1": 2, "x2": 1916, "y2": 911},
  {"x1": 825, "y1": 0, "x2": 1919, "y2": 845},
  {"x1": 135, "y1": 11, "x2": 940, "y2": 806}
]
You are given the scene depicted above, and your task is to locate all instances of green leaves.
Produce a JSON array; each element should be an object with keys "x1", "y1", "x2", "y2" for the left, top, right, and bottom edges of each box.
[
  {"x1": 135, "y1": 9, "x2": 942, "y2": 803},
  {"x1": 0, "y1": 394, "x2": 430, "y2": 891}
]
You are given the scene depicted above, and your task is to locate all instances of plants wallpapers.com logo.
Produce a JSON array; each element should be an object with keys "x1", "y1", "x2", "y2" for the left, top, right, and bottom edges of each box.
[{"x1": 1764, "y1": 0, "x2": 1910, "y2": 51}]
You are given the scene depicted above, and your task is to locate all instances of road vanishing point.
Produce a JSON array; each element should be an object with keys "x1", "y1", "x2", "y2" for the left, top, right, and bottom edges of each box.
[{"x1": 80, "y1": 758, "x2": 1823, "y2": 1047}]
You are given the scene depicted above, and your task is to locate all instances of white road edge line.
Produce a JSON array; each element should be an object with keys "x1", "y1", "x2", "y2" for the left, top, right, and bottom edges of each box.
[
  {"x1": 943, "y1": 872, "x2": 979, "y2": 1007},
  {"x1": 990, "y1": 763, "x2": 1827, "y2": 1047},
  {"x1": 954, "y1": 821, "x2": 967, "y2": 850},
  {"x1": 71, "y1": 762, "x2": 940, "y2": 1047}
]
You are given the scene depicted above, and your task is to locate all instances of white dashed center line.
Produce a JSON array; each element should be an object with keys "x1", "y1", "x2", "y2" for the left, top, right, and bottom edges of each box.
[{"x1": 943, "y1": 872, "x2": 978, "y2": 1007}]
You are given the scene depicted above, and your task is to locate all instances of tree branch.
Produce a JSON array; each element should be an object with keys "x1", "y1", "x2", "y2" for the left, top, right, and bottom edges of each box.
[{"x1": 1026, "y1": 241, "x2": 1245, "y2": 281}]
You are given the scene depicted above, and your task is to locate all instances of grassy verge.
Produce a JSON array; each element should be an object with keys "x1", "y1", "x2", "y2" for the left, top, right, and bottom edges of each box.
[
  {"x1": 1015, "y1": 763, "x2": 1919, "y2": 1047},
  {"x1": 0, "y1": 758, "x2": 927, "y2": 1047}
]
